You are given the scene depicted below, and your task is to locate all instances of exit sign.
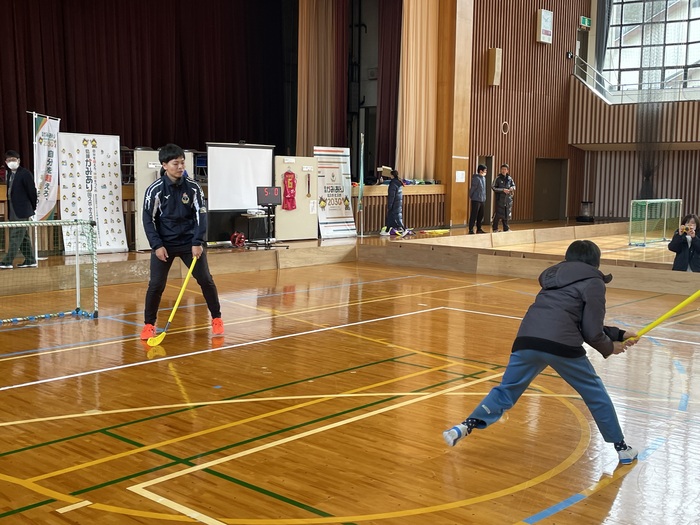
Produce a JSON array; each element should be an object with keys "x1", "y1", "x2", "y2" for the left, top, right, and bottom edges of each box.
[{"x1": 580, "y1": 16, "x2": 591, "y2": 29}]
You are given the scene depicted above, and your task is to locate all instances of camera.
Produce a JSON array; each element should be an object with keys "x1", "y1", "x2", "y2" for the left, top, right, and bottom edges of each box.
[{"x1": 681, "y1": 225, "x2": 691, "y2": 233}]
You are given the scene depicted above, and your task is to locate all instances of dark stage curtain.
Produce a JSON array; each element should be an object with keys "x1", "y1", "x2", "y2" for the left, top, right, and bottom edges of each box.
[
  {"x1": 374, "y1": 0, "x2": 402, "y2": 171},
  {"x1": 333, "y1": 0, "x2": 349, "y2": 147},
  {"x1": 0, "y1": 0, "x2": 289, "y2": 162}
]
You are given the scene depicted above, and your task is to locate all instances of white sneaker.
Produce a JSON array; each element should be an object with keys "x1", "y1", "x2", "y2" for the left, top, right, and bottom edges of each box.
[
  {"x1": 617, "y1": 444, "x2": 638, "y2": 464},
  {"x1": 442, "y1": 423, "x2": 470, "y2": 447},
  {"x1": 379, "y1": 226, "x2": 390, "y2": 236}
]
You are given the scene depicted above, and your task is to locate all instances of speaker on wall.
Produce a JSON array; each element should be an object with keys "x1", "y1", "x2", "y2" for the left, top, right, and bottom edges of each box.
[{"x1": 487, "y1": 47, "x2": 502, "y2": 86}]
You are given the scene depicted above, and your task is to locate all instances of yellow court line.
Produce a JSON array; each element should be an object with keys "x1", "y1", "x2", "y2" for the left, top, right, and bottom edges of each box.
[
  {"x1": 27, "y1": 362, "x2": 456, "y2": 482},
  {"x1": 0, "y1": 278, "x2": 518, "y2": 365},
  {"x1": 4, "y1": 391, "x2": 659, "y2": 430},
  {"x1": 511, "y1": 461, "x2": 637, "y2": 525},
  {"x1": 124, "y1": 377, "x2": 592, "y2": 525},
  {"x1": 6, "y1": 372, "x2": 596, "y2": 523}
]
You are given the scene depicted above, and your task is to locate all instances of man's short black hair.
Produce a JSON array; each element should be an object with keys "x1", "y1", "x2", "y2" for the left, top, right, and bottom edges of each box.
[
  {"x1": 477, "y1": 164, "x2": 487, "y2": 172},
  {"x1": 4, "y1": 150, "x2": 20, "y2": 159},
  {"x1": 565, "y1": 240, "x2": 601, "y2": 268},
  {"x1": 159, "y1": 144, "x2": 185, "y2": 164}
]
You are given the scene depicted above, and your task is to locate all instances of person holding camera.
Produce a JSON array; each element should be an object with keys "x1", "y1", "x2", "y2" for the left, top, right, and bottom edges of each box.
[{"x1": 668, "y1": 213, "x2": 700, "y2": 272}]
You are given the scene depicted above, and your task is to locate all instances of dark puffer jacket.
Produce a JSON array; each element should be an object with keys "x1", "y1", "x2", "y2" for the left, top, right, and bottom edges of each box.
[{"x1": 512, "y1": 261, "x2": 626, "y2": 359}]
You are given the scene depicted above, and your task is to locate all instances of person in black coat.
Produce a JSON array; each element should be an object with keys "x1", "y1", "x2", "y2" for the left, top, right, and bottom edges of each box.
[
  {"x1": 491, "y1": 163, "x2": 515, "y2": 232},
  {"x1": 668, "y1": 214, "x2": 700, "y2": 272},
  {"x1": 1, "y1": 150, "x2": 38, "y2": 269},
  {"x1": 384, "y1": 170, "x2": 406, "y2": 233}
]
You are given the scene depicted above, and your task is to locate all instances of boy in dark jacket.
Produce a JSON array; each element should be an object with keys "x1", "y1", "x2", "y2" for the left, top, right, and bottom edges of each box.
[
  {"x1": 443, "y1": 240, "x2": 639, "y2": 464},
  {"x1": 140, "y1": 144, "x2": 223, "y2": 340}
]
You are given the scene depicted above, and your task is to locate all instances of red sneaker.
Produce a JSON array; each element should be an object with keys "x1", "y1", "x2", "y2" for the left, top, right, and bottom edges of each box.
[
  {"x1": 212, "y1": 317, "x2": 224, "y2": 336},
  {"x1": 140, "y1": 324, "x2": 156, "y2": 340}
]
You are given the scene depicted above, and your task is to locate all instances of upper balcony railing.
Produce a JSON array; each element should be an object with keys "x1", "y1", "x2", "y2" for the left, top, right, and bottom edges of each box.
[{"x1": 574, "y1": 56, "x2": 700, "y2": 104}]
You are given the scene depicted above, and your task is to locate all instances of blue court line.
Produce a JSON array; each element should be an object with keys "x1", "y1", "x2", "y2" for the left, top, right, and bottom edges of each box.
[
  {"x1": 673, "y1": 360, "x2": 687, "y2": 374},
  {"x1": 522, "y1": 440, "x2": 664, "y2": 524},
  {"x1": 522, "y1": 494, "x2": 586, "y2": 524}
]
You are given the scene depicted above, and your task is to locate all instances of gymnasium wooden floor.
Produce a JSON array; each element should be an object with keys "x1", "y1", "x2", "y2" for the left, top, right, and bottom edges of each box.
[{"x1": 1, "y1": 229, "x2": 699, "y2": 524}]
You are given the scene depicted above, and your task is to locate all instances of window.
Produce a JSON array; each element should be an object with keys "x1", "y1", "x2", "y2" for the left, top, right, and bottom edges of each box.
[{"x1": 604, "y1": 0, "x2": 700, "y2": 90}]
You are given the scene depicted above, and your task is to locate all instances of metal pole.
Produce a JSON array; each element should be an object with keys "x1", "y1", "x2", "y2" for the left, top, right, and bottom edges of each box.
[
  {"x1": 75, "y1": 220, "x2": 81, "y2": 312},
  {"x1": 357, "y1": 132, "x2": 365, "y2": 238}
]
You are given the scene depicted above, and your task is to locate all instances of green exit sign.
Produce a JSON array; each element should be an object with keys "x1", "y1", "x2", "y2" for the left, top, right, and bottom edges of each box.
[{"x1": 580, "y1": 16, "x2": 592, "y2": 28}]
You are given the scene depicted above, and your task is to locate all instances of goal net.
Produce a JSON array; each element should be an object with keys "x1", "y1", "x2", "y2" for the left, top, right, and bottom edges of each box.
[
  {"x1": 0, "y1": 219, "x2": 98, "y2": 324},
  {"x1": 629, "y1": 199, "x2": 682, "y2": 246}
]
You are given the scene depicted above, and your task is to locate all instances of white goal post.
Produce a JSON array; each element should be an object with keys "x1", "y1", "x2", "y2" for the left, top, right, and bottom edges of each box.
[
  {"x1": 628, "y1": 199, "x2": 682, "y2": 247},
  {"x1": 0, "y1": 219, "x2": 98, "y2": 324}
]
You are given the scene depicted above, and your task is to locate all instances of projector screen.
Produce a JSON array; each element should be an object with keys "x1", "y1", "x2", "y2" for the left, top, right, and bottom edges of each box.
[{"x1": 207, "y1": 143, "x2": 274, "y2": 210}]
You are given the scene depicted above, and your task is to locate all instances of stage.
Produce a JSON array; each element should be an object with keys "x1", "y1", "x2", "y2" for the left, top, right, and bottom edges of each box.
[{"x1": 1, "y1": 220, "x2": 695, "y2": 297}]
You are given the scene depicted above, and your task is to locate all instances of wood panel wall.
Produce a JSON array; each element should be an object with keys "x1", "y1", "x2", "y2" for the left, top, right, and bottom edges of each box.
[
  {"x1": 569, "y1": 76, "x2": 700, "y2": 148},
  {"x1": 585, "y1": 150, "x2": 700, "y2": 219},
  {"x1": 351, "y1": 185, "x2": 446, "y2": 234},
  {"x1": 468, "y1": 0, "x2": 590, "y2": 222}
]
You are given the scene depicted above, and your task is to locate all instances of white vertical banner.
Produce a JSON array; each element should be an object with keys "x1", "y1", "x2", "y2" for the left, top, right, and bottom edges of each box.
[
  {"x1": 33, "y1": 114, "x2": 61, "y2": 220},
  {"x1": 58, "y1": 133, "x2": 128, "y2": 253},
  {"x1": 314, "y1": 146, "x2": 357, "y2": 239}
]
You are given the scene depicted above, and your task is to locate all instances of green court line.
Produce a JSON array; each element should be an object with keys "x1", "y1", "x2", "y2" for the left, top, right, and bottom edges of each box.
[
  {"x1": 0, "y1": 353, "x2": 415, "y2": 459},
  {"x1": 0, "y1": 499, "x2": 56, "y2": 519},
  {"x1": 1, "y1": 372, "x2": 474, "y2": 520}
]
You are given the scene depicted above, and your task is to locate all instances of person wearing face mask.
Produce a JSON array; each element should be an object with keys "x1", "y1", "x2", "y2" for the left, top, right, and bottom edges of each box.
[
  {"x1": 1, "y1": 150, "x2": 38, "y2": 269},
  {"x1": 668, "y1": 213, "x2": 700, "y2": 272}
]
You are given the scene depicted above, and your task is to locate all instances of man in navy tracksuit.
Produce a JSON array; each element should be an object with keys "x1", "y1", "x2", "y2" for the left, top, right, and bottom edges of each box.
[
  {"x1": 443, "y1": 240, "x2": 640, "y2": 465},
  {"x1": 140, "y1": 144, "x2": 223, "y2": 340}
]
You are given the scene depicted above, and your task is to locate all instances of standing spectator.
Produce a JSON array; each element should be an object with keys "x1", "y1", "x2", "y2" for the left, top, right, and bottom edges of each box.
[
  {"x1": 140, "y1": 144, "x2": 224, "y2": 339},
  {"x1": 468, "y1": 164, "x2": 488, "y2": 234},
  {"x1": 0, "y1": 150, "x2": 38, "y2": 269},
  {"x1": 492, "y1": 163, "x2": 515, "y2": 232},
  {"x1": 380, "y1": 170, "x2": 406, "y2": 235},
  {"x1": 668, "y1": 213, "x2": 700, "y2": 272}
]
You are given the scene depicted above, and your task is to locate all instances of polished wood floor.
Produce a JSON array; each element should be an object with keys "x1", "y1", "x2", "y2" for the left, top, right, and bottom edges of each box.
[{"x1": 1, "y1": 257, "x2": 698, "y2": 524}]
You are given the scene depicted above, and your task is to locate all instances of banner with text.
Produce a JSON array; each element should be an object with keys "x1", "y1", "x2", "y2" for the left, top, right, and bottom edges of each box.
[
  {"x1": 314, "y1": 146, "x2": 356, "y2": 239},
  {"x1": 33, "y1": 114, "x2": 61, "y2": 220},
  {"x1": 58, "y1": 133, "x2": 127, "y2": 253}
]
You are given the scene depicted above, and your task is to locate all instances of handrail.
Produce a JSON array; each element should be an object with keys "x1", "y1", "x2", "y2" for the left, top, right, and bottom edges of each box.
[{"x1": 573, "y1": 55, "x2": 700, "y2": 104}]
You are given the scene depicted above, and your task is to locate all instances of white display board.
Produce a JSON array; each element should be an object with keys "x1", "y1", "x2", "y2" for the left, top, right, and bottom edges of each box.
[
  {"x1": 274, "y1": 156, "x2": 319, "y2": 241},
  {"x1": 133, "y1": 150, "x2": 194, "y2": 251},
  {"x1": 58, "y1": 132, "x2": 128, "y2": 253},
  {"x1": 314, "y1": 146, "x2": 357, "y2": 239},
  {"x1": 207, "y1": 143, "x2": 274, "y2": 210}
]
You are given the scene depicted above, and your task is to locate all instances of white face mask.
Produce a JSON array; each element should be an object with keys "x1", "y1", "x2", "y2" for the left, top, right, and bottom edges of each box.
[{"x1": 6, "y1": 161, "x2": 19, "y2": 171}]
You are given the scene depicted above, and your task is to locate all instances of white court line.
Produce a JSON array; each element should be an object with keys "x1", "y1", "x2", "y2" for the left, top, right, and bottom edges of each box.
[
  {"x1": 0, "y1": 307, "x2": 443, "y2": 393},
  {"x1": 128, "y1": 372, "x2": 506, "y2": 522},
  {"x1": 4, "y1": 391, "x2": 689, "y2": 430},
  {"x1": 56, "y1": 500, "x2": 92, "y2": 514}
]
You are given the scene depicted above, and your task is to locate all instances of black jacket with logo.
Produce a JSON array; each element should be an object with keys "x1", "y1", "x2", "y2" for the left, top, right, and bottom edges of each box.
[{"x1": 142, "y1": 173, "x2": 207, "y2": 250}]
